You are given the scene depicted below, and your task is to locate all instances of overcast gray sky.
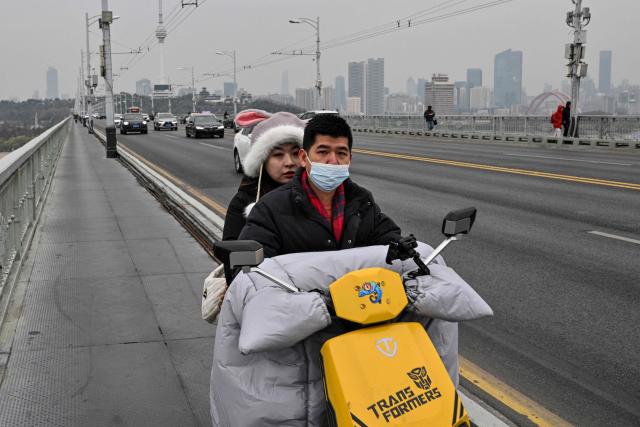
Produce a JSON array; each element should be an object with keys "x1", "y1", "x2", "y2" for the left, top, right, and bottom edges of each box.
[{"x1": 0, "y1": 0, "x2": 638, "y2": 100}]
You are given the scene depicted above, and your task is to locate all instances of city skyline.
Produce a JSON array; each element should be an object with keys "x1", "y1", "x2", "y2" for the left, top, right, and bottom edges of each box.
[{"x1": 2, "y1": 0, "x2": 639, "y2": 101}]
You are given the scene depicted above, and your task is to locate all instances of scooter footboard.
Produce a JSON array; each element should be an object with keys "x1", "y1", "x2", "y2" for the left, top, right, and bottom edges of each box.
[{"x1": 320, "y1": 322, "x2": 470, "y2": 427}]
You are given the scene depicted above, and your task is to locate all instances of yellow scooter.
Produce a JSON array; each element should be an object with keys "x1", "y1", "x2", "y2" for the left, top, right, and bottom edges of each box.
[{"x1": 214, "y1": 207, "x2": 477, "y2": 427}]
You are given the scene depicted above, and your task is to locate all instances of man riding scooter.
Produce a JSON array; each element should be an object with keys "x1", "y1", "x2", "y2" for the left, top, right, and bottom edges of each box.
[
  {"x1": 238, "y1": 114, "x2": 401, "y2": 258},
  {"x1": 208, "y1": 116, "x2": 493, "y2": 426}
]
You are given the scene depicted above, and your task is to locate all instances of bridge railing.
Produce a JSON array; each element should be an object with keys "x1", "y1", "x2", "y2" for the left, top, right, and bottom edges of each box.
[
  {"x1": 344, "y1": 115, "x2": 640, "y2": 142},
  {"x1": 0, "y1": 117, "x2": 69, "y2": 321}
]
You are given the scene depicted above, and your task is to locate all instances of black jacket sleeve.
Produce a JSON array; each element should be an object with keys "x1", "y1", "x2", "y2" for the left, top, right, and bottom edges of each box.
[
  {"x1": 237, "y1": 200, "x2": 282, "y2": 258},
  {"x1": 222, "y1": 192, "x2": 251, "y2": 241},
  {"x1": 369, "y1": 201, "x2": 402, "y2": 245}
]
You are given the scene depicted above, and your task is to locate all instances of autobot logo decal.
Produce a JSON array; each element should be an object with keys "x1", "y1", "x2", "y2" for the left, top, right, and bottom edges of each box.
[
  {"x1": 365, "y1": 365, "x2": 442, "y2": 423},
  {"x1": 407, "y1": 366, "x2": 432, "y2": 390},
  {"x1": 357, "y1": 281, "x2": 383, "y2": 304}
]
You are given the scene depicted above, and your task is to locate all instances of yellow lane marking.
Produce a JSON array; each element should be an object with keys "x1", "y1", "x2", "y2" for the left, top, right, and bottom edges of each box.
[
  {"x1": 460, "y1": 357, "x2": 572, "y2": 427},
  {"x1": 352, "y1": 148, "x2": 640, "y2": 191},
  {"x1": 118, "y1": 144, "x2": 228, "y2": 216}
]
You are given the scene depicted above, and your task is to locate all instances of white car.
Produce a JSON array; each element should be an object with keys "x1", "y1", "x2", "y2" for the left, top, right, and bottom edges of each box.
[
  {"x1": 299, "y1": 110, "x2": 339, "y2": 121},
  {"x1": 114, "y1": 114, "x2": 123, "y2": 128},
  {"x1": 233, "y1": 125, "x2": 254, "y2": 173},
  {"x1": 153, "y1": 112, "x2": 178, "y2": 131}
]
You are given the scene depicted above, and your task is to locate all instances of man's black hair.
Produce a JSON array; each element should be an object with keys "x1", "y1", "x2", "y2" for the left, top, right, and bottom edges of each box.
[{"x1": 303, "y1": 114, "x2": 353, "y2": 152}]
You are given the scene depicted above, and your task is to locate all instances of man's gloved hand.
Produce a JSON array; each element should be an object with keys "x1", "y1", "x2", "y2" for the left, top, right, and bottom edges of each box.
[{"x1": 386, "y1": 234, "x2": 419, "y2": 264}]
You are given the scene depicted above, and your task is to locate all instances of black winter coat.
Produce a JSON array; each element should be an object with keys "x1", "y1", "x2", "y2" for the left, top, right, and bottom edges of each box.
[
  {"x1": 223, "y1": 174, "x2": 281, "y2": 241},
  {"x1": 222, "y1": 188, "x2": 255, "y2": 241},
  {"x1": 562, "y1": 106, "x2": 571, "y2": 126},
  {"x1": 238, "y1": 169, "x2": 402, "y2": 258}
]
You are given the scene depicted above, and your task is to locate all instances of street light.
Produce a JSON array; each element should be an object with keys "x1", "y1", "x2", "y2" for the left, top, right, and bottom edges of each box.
[
  {"x1": 216, "y1": 50, "x2": 237, "y2": 117},
  {"x1": 177, "y1": 66, "x2": 196, "y2": 112},
  {"x1": 85, "y1": 12, "x2": 102, "y2": 133},
  {"x1": 289, "y1": 17, "x2": 322, "y2": 109}
]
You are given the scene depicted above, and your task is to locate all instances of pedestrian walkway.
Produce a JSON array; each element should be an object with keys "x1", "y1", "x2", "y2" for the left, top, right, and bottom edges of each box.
[{"x1": 0, "y1": 123, "x2": 215, "y2": 426}]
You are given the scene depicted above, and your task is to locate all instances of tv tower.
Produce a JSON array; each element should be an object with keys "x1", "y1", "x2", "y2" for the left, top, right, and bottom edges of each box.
[{"x1": 156, "y1": 0, "x2": 167, "y2": 84}]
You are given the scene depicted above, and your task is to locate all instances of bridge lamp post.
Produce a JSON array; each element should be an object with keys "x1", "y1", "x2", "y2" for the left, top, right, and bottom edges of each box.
[
  {"x1": 177, "y1": 66, "x2": 196, "y2": 113},
  {"x1": 289, "y1": 17, "x2": 322, "y2": 109},
  {"x1": 216, "y1": 50, "x2": 237, "y2": 117}
]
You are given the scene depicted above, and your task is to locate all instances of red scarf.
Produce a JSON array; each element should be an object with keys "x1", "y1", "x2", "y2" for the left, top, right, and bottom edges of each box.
[{"x1": 301, "y1": 170, "x2": 345, "y2": 242}]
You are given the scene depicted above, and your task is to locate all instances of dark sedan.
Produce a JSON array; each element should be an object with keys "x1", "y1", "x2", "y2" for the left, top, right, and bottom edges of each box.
[
  {"x1": 120, "y1": 113, "x2": 148, "y2": 135},
  {"x1": 185, "y1": 114, "x2": 225, "y2": 138}
]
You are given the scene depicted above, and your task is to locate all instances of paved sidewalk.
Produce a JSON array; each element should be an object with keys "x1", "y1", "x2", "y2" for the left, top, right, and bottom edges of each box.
[{"x1": 0, "y1": 124, "x2": 215, "y2": 426}]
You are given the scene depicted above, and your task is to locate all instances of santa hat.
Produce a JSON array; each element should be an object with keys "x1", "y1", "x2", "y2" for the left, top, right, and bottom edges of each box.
[{"x1": 242, "y1": 111, "x2": 305, "y2": 178}]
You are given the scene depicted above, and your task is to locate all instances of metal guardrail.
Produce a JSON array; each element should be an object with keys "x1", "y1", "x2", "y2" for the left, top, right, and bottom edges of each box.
[
  {"x1": 0, "y1": 117, "x2": 70, "y2": 324},
  {"x1": 344, "y1": 115, "x2": 640, "y2": 143}
]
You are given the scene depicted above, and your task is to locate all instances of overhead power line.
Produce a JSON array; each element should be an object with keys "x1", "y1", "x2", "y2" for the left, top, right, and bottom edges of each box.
[
  {"x1": 203, "y1": 0, "x2": 516, "y2": 81},
  {"x1": 114, "y1": 0, "x2": 207, "y2": 82}
]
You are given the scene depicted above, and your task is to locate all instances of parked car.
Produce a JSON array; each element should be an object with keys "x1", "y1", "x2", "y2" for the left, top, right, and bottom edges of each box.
[
  {"x1": 114, "y1": 114, "x2": 123, "y2": 128},
  {"x1": 298, "y1": 110, "x2": 339, "y2": 121},
  {"x1": 120, "y1": 113, "x2": 148, "y2": 134},
  {"x1": 232, "y1": 125, "x2": 254, "y2": 173},
  {"x1": 153, "y1": 112, "x2": 178, "y2": 131},
  {"x1": 185, "y1": 113, "x2": 225, "y2": 138}
]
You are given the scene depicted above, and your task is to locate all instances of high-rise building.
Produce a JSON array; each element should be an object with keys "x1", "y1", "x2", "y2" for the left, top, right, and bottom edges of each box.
[
  {"x1": 348, "y1": 61, "x2": 365, "y2": 113},
  {"x1": 454, "y1": 81, "x2": 466, "y2": 109},
  {"x1": 223, "y1": 82, "x2": 237, "y2": 98},
  {"x1": 322, "y1": 86, "x2": 335, "y2": 110},
  {"x1": 281, "y1": 70, "x2": 289, "y2": 96},
  {"x1": 346, "y1": 97, "x2": 362, "y2": 115},
  {"x1": 136, "y1": 78, "x2": 152, "y2": 96},
  {"x1": 366, "y1": 58, "x2": 384, "y2": 115},
  {"x1": 425, "y1": 74, "x2": 455, "y2": 115},
  {"x1": 295, "y1": 88, "x2": 316, "y2": 111},
  {"x1": 599, "y1": 50, "x2": 612, "y2": 94},
  {"x1": 494, "y1": 49, "x2": 523, "y2": 108},
  {"x1": 406, "y1": 77, "x2": 417, "y2": 98},
  {"x1": 470, "y1": 87, "x2": 491, "y2": 110},
  {"x1": 416, "y1": 78, "x2": 427, "y2": 104},
  {"x1": 334, "y1": 75, "x2": 346, "y2": 112},
  {"x1": 46, "y1": 66, "x2": 59, "y2": 99},
  {"x1": 465, "y1": 68, "x2": 482, "y2": 109}
]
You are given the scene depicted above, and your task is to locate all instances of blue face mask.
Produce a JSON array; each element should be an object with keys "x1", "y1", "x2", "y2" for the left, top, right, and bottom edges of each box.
[{"x1": 307, "y1": 160, "x2": 350, "y2": 192}]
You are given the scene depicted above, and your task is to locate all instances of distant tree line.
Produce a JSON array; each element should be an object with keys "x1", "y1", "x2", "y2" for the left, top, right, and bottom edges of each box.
[
  {"x1": 109, "y1": 93, "x2": 303, "y2": 117},
  {"x1": 0, "y1": 99, "x2": 74, "y2": 151}
]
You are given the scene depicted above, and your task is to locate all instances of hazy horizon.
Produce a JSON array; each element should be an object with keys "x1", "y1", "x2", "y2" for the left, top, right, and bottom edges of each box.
[{"x1": 1, "y1": 0, "x2": 638, "y2": 101}]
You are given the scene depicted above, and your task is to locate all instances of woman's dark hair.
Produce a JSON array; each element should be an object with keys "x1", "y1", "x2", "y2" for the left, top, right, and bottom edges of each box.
[{"x1": 303, "y1": 114, "x2": 353, "y2": 152}]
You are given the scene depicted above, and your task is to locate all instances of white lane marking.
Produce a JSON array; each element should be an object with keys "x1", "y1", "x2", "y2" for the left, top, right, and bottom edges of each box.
[
  {"x1": 588, "y1": 231, "x2": 640, "y2": 245},
  {"x1": 503, "y1": 153, "x2": 632, "y2": 166},
  {"x1": 198, "y1": 142, "x2": 230, "y2": 151}
]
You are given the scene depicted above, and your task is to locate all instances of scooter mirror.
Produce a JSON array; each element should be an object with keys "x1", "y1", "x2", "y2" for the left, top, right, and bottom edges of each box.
[
  {"x1": 441, "y1": 207, "x2": 477, "y2": 238},
  {"x1": 213, "y1": 240, "x2": 264, "y2": 269}
]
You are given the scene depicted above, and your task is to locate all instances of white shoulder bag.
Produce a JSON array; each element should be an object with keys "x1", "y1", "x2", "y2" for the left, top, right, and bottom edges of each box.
[{"x1": 202, "y1": 264, "x2": 227, "y2": 323}]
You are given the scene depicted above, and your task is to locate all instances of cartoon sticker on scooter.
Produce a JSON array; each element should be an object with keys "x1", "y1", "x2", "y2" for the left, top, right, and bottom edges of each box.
[{"x1": 358, "y1": 281, "x2": 383, "y2": 304}]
